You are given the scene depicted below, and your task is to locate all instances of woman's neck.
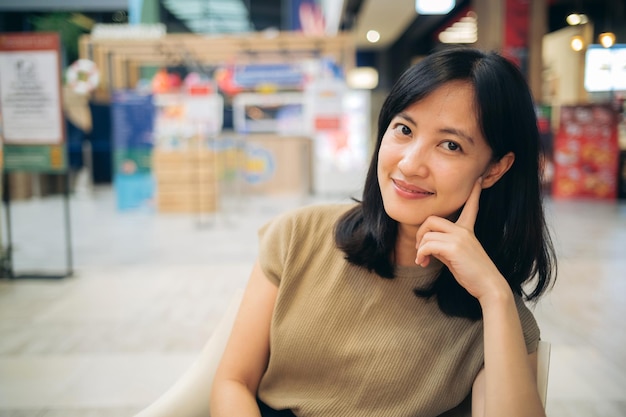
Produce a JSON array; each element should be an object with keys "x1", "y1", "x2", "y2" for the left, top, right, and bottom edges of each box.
[{"x1": 394, "y1": 224, "x2": 420, "y2": 267}]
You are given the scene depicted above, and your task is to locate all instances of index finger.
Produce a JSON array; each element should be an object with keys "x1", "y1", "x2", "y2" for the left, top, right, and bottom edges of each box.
[{"x1": 456, "y1": 177, "x2": 482, "y2": 230}]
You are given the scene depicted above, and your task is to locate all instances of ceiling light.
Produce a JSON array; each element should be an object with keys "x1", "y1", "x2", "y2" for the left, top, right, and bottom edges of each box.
[
  {"x1": 438, "y1": 13, "x2": 477, "y2": 44},
  {"x1": 416, "y1": 0, "x2": 455, "y2": 15},
  {"x1": 347, "y1": 67, "x2": 379, "y2": 90},
  {"x1": 599, "y1": 32, "x2": 616, "y2": 48},
  {"x1": 570, "y1": 35, "x2": 584, "y2": 51},
  {"x1": 599, "y1": 33, "x2": 616, "y2": 48},
  {"x1": 366, "y1": 30, "x2": 380, "y2": 43},
  {"x1": 566, "y1": 14, "x2": 578, "y2": 25},
  {"x1": 566, "y1": 13, "x2": 589, "y2": 26}
]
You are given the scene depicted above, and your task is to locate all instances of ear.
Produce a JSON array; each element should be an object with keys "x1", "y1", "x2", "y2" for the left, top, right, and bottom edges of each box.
[{"x1": 481, "y1": 152, "x2": 515, "y2": 189}]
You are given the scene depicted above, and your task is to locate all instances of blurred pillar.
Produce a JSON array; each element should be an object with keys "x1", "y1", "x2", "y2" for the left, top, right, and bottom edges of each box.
[
  {"x1": 528, "y1": 0, "x2": 547, "y2": 102},
  {"x1": 474, "y1": 0, "x2": 546, "y2": 101},
  {"x1": 473, "y1": 0, "x2": 503, "y2": 51}
]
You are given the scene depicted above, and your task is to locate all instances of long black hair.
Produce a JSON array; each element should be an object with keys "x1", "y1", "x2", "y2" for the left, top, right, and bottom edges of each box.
[{"x1": 334, "y1": 47, "x2": 557, "y2": 320}]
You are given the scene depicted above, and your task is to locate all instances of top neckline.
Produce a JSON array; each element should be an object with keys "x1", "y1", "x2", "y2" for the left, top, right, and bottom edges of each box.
[{"x1": 394, "y1": 258, "x2": 443, "y2": 281}]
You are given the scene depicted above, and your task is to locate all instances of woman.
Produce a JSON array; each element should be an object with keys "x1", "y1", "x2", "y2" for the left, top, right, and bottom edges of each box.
[{"x1": 211, "y1": 47, "x2": 556, "y2": 417}]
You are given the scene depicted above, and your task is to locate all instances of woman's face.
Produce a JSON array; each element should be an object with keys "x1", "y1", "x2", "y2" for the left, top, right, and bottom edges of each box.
[{"x1": 377, "y1": 80, "x2": 495, "y2": 233}]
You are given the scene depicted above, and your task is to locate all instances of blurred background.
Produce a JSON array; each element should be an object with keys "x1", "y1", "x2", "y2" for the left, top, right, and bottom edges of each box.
[{"x1": 0, "y1": 0, "x2": 625, "y2": 416}]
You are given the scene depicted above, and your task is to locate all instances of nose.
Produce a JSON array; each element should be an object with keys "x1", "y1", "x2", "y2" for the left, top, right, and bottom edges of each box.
[{"x1": 397, "y1": 140, "x2": 429, "y2": 178}]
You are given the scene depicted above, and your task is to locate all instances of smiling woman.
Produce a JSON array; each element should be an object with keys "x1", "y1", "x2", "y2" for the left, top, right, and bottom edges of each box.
[
  {"x1": 210, "y1": 47, "x2": 557, "y2": 417},
  {"x1": 376, "y1": 80, "x2": 512, "y2": 234}
]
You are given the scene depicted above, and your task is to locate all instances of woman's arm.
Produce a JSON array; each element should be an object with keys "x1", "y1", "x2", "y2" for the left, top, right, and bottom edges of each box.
[
  {"x1": 210, "y1": 260, "x2": 278, "y2": 417},
  {"x1": 470, "y1": 289, "x2": 544, "y2": 417}
]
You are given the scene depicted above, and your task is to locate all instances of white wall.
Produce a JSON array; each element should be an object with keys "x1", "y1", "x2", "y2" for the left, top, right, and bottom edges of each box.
[{"x1": 542, "y1": 24, "x2": 593, "y2": 107}]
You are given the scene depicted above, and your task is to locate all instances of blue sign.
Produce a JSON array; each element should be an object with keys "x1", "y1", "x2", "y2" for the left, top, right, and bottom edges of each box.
[
  {"x1": 111, "y1": 90, "x2": 155, "y2": 148},
  {"x1": 233, "y1": 64, "x2": 305, "y2": 89}
]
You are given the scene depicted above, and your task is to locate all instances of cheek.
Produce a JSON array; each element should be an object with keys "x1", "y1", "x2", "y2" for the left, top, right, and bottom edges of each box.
[
  {"x1": 436, "y1": 164, "x2": 481, "y2": 201},
  {"x1": 377, "y1": 138, "x2": 396, "y2": 171}
]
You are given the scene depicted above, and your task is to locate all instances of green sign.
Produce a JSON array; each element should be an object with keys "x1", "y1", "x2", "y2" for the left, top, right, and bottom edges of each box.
[
  {"x1": 114, "y1": 148, "x2": 152, "y2": 175},
  {"x1": 2, "y1": 144, "x2": 67, "y2": 172}
]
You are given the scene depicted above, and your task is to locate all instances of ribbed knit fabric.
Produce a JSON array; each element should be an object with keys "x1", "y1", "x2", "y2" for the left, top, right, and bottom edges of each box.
[{"x1": 257, "y1": 204, "x2": 540, "y2": 417}]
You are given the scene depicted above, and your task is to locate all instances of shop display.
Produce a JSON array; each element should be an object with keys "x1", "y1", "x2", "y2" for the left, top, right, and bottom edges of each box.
[
  {"x1": 151, "y1": 86, "x2": 223, "y2": 213},
  {"x1": 78, "y1": 32, "x2": 358, "y2": 206}
]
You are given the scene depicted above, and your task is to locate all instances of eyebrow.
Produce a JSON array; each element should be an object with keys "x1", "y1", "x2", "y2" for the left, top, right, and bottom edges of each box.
[
  {"x1": 439, "y1": 128, "x2": 475, "y2": 145},
  {"x1": 397, "y1": 112, "x2": 416, "y2": 125},
  {"x1": 396, "y1": 112, "x2": 476, "y2": 145}
]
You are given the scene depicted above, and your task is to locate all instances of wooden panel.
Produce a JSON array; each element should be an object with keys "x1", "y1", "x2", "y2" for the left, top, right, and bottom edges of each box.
[
  {"x1": 243, "y1": 135, "x2": 312, "y2": 195},
  {"x1": 152, "y1": 149, "x2": 219, "y2": 213},
  {"x1": 152, "y1": 150, "x2": 216, "y2": 171},
  {"x1": 78, "y1": 32, "x2": 355, "y2": 100},
  {"x1": 154, "y1": 169, "x2": 216, "y2": 184}
]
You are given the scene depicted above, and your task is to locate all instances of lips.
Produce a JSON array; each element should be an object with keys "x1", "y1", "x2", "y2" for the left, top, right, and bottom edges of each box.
[{"x1": 392, "y1": 179, "x2": 434, "y2": 195}]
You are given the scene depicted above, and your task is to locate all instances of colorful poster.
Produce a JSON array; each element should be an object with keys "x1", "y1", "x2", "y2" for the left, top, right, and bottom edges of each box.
[
  {"x1": 552, "y1": 104, "x2": 619, "y2": 199},
  {"x1": 111, "y1": 90, "x2": 155, "y2": 210}
]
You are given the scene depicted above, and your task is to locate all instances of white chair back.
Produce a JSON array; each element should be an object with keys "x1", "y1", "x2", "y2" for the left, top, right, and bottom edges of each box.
[{"x1": 134, "y1": 290, "x2": 552, "y2": 415}]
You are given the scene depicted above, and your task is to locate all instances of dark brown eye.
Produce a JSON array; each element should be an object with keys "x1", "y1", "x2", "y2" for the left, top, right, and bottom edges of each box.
[{"x1": 443, "y1": 141, "x2": 461, "y2": 151}]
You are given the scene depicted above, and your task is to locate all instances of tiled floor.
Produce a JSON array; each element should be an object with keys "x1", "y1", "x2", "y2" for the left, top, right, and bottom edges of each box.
[{"x1": 0, "y1": 184, "x2": 625, "y2": 417}]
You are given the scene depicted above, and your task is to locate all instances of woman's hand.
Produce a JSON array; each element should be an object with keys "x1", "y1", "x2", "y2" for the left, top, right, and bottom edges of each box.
[
  {"x1": 415, "y1": 178, "x2": 546, "y2": 417},
  {"x1": 414, "y1": 178, "x2": 509, "y2": 302}
]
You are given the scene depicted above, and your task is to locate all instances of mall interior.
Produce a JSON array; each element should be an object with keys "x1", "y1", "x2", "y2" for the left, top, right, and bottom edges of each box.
[{"x1": 0, "y1": 0, "x2": 625, "y2": 416}]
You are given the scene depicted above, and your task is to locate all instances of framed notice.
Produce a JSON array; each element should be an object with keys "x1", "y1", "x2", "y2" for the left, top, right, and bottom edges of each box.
[
  {"x1": 0, "y1": 33, "x2": 73, "y2": 279},
  {"x1": 0, "y1": 33, "x2": 64, "y2": 145}
]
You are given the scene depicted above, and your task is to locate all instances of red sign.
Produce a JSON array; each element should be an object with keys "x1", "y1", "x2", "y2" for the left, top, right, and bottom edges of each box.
[
  {"x1": 552, "y1": 104, "x2": 619, "y2": 199},
  {"x1": 503, "y1": 0, "x2": 530, "y2": 72},
  {"x1": 314, "y1": 117, "x2": 341, "y2": 131}
]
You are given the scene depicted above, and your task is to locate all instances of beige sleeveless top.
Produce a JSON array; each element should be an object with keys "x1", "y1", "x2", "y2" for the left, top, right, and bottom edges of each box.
[{"x1": 257, "y1": 204, "x2": 540, "y2": 417}]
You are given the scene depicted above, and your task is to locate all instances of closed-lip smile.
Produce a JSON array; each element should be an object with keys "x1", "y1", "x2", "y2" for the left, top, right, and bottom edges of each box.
[{"x1": 392, "y1": 179, "x2": 434, "y2": 195}]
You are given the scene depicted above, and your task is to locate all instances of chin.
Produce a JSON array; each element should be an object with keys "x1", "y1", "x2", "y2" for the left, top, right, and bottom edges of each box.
[{"x1": 382, "y1": 206, "x2": 427, "y2": 228}]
